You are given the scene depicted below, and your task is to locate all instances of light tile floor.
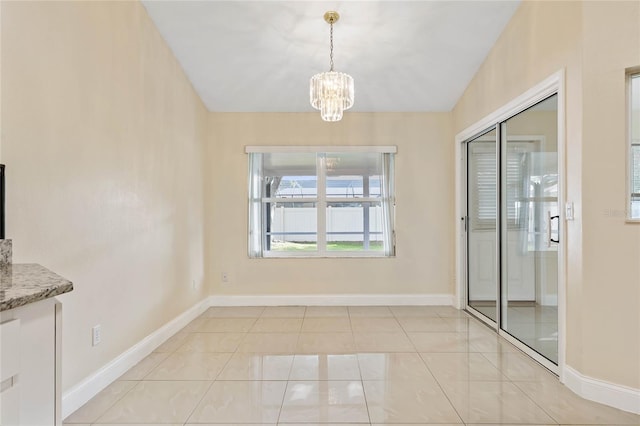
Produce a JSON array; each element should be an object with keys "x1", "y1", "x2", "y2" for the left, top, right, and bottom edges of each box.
[
  {"x1": 64, "y1": 306, "x2": 640, "y2": 426},
  {"x1": 472, "y1": 303, "x2": 560, "y2": 364}
]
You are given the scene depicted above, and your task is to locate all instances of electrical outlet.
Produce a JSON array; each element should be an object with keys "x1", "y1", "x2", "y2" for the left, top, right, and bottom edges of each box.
[
  {"x1": 192, "y1": 279, "x2": 196, "y2": 289},
  {"x1": 221, "y1": 272, "x2": 229, "y2": 283},
  {"x1": 92, "y1": 325, "x2": 102, "y2": 346}
]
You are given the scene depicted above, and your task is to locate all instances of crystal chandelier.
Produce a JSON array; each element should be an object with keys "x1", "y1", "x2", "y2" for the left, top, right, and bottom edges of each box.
[{"x1": 310, "y1": 11, "x2": 354, "y2": 122}]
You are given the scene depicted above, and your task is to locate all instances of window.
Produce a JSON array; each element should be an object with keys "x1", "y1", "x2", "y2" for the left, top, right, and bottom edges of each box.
[
  {"x1": 247, "y1": 147, "x2": 396, "y2": 257},
  {"x1": 629, "y1": 71, "x2": 640, "y2": 220}
]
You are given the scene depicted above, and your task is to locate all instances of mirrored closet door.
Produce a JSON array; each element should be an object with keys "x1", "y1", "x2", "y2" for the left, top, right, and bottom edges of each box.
[{"x1": 466, "y1": 94, "x2": 559, "y2": 371}]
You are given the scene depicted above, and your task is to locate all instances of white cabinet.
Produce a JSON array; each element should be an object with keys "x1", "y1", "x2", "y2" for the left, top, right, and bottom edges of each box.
[
  {"x1": 0, "y1": 298, "x2": 62, "y2": 426},
  {"x1": 1, "y1": 318, "x2": 20, "y2": 425}
]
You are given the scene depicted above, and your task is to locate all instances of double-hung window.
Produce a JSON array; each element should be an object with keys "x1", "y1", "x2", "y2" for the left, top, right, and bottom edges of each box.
[
  {"x1": 247, "y1": 146, "x2": 396, "y2": 257},
  {"x1": 629, "y1": 71, "x2": 640, "y2": 220}
]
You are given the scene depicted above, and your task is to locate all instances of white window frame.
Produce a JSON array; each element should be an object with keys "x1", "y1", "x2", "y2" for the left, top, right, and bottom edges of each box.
[
  {"x1": 627, "y1": 70, "x2": 640, "y2": 221},
  {"x1": 246, "y1": 146, "x2": 396, "y2": 258}
]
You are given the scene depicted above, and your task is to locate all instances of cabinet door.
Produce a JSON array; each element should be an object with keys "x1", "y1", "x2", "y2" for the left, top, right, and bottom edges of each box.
[{"x1": 1, "y1": 318, "x2": 21, "y2": 425}]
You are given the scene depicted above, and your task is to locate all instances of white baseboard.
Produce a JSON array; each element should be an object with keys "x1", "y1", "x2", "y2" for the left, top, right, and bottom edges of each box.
[
  {"x1": 563, "y1": 365, "x2": 640, "y2": 414},
  {"x1": 61, "y1": 293, "x2": 452, "y2": 418},
  {"x1": 208, "y1": 293, "x2": 454, "y2": 307},
  {"x1": 61, "y1": 296, "x2": 212, "y2": 419},
  {"x1": 62, "y1": 294, "x2": 639, "y2": 417},
  {"x1": 62, "y1": 293, "x2": 450, "y2": 418}
]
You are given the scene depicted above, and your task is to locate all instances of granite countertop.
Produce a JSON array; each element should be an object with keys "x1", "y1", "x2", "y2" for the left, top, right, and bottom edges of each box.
[{"x1": 0, "y1": 264, "x2": 74, "y2": 312}]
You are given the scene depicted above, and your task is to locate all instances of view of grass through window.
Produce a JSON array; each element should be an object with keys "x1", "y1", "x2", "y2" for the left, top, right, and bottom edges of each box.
[{"x1": 271, "y1": 241, "x2": 384, "y2": 252}]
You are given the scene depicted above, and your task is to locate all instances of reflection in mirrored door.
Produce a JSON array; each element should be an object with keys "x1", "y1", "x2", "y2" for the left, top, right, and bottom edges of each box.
[
  {"x1": 501, "y1": 94, "x2": 559, "y2": 364},
  {"x1": 467, "y1": 128, "x2": 498, "y2": 322},
  {"x1": 465, "y1": 94, "x2": 559, "y2": 369}
]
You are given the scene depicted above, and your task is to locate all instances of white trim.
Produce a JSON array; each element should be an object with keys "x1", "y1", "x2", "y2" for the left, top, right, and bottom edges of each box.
[
  {"x1": 455, "y1": 124, "x2": 466, "y2": 310},
  {"x1": 61, "y1": 296, "x2": 212, "y2": 420},
  {"x1": 209, "y1": 294, "x2": 454, "y2": 307},
  {"x1": 455, "y1": 71, "x2": 564, "y2": 144},
  {"x1": 245, "y1": 145, "x2": 397, "y2": 154},
  {"x1": 263, "y1": 251, "x2": 389, "y2": 259},
  {"x1": 564, "y1": 365, "x2": 640, "y2": 414},
  {"x1": 61, "y1": 288, "x2": 640, "y2": 418},
  {"x1": 555, "y1": 69, "x2": 567, "y2": 382},
  {"x1": 317, "y1": 154, "x2": 327, "y2": 252},
  {"x1": 261, "y1": 197, "x2": 383, "y2": 203},
  {"x1": 62, "y1": 293, "x2": 452, "y2": 418}
]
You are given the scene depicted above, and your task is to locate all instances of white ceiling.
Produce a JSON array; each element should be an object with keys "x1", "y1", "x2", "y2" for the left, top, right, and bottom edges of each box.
[{"x1": 141, "y1": 1, "x2": 520, "y2": 113}]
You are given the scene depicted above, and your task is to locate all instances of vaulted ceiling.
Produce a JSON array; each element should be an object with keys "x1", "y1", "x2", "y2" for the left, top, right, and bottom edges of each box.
[{"x1": 141, "y1": 1, "x2": 520, "y2": 113}]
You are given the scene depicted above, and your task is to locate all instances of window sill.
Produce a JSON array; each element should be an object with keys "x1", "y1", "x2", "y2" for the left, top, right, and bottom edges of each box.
[{"x1": 256, "y1": 252, "x2": 395, "y2": 259}]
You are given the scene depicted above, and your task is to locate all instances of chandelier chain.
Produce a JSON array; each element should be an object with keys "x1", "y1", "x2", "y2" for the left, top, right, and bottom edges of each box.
[{"x1": 329, "y1": 23, "x2": 334, "y2": 71}]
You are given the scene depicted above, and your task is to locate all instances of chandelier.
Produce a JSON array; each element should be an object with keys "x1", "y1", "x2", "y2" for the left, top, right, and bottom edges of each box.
[{"x1": 310, "y1": 11, "x2": 354, "y2": 122}]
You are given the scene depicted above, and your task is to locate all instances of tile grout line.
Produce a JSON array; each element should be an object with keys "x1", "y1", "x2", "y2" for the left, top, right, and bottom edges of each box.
[
  {"x1": 72, "y1": 379, "x2": 137, "y2": 425},
  {"x1": 396, "y1": 306, "x2": 468, "y2": 425},
  {"x1": 164, "y1": 307, "x2": 248, "y2": 425},
  {"x1": 510, "y1": 379, "x2": 562, "y2": 425},
  {"x1": 77, "y1": 306, "x2": 610, "y2": 426},
  {"x1": 391, "y1": 307, "x2": 422, "y2": 355},
  {"x1": 416, "y1": 350, "x2": 468, "y2": 425},
  {"x1": 432, "y1": 308, "x2": 561, "y2": 425},
  {"x1": 350, "y1": 308, "x2": 373, "y2": 426},
  {"x1": 275, "y1": 306, "x2": 305, "y2": 424},
  {"x1": 180, "y1": 379, "x2": 216, "y2": 426},
  {"x1": 73, "y1": 312, "x2": 199, "y2": 424}
]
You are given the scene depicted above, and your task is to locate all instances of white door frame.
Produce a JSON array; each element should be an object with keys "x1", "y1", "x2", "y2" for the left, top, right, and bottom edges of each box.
[{"x1": 455, "y1": 69, "x2": 566, "y2": 380}]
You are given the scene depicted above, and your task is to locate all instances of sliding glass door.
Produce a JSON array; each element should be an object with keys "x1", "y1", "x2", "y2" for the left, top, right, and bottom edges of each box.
[
  {"x1": 466, "y1": 94, "x2": 559, "y2": 369},
  {"x1": 467, "y1": 128, "x2": 498, "y2": 322},
  {"x1": 501, "y1": 95, "x2": 559, "y2": 364}
]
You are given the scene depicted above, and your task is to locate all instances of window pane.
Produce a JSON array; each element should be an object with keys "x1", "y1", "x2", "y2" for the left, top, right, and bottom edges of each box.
[
  {"x1": 632, "y1": 145, "x2": 640, "y2": 218},
  {"x1": 632, "y1": 74, "x2": 640, "y2": 151},
  {"x1": 631, "y1": 74, "x2": 640, "y2": 219},
  {"x1": 326, "y1": 153, "x2": 382, "y2": 198},
  {"x1": 275, "y1": 176, "x2": 318, "y2": 198},
  {"x1": 265, "y1": 202, "x2": 317, "y2": 252},
  {"x1": 263, "y1": 153, "x2": 317, "y2": 198},
  {"x1": 326, "y1": 202, "x2": 384, "y2": 251}
]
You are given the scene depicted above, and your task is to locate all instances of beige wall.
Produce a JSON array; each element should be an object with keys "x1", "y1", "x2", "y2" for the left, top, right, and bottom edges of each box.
[
  {"x1": 580, "y1": 1, "x2": 640, "y2": 388},
  {"x1": 454, "y1": 1, "x2": 640, "y2": 388},
  {"x1": 1, "y1": 0, "x2": 208, "y2": 392},
  {"x1": 3, "y1": 0, "x2": 638, "y2": 402},
  {"x1": 206, "y1": 113, "x2": 454, "y2": 297}
]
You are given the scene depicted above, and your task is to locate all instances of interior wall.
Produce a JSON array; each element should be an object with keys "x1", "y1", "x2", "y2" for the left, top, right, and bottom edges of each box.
[
  {"x1": 580, "y1": 0, "x2": 640, "y2": 388},
  {"x1": 1, "y1": 0, "x2": 208, "y2": 392},
  {"x1": 206, "y1": 112, "x2": 454, "y2": 297},
  {"x1": 453, "y1": 0, "x2": 640, "y2": 389}
]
